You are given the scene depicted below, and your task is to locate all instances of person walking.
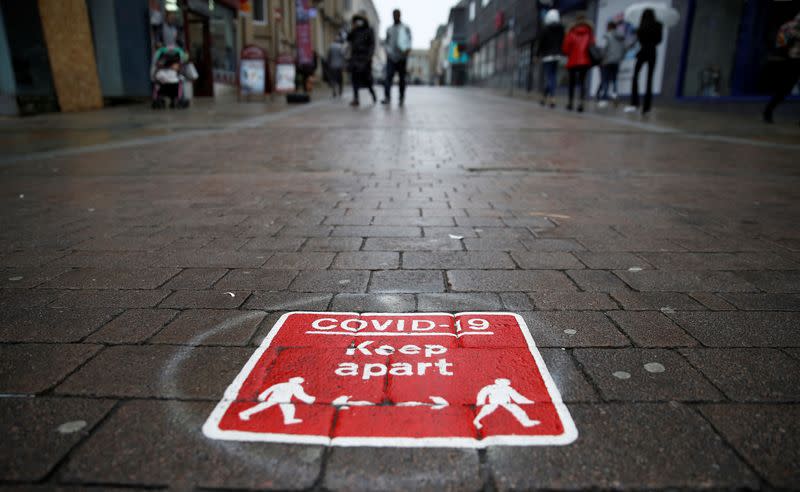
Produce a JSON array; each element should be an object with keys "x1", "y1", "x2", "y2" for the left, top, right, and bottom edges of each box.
[
  {"x1": 596, "y1": 20, "x2": 625, "y2": 107},
  {"x1": 625, "y1": 9, "x2": 662, "y2": 114},
  {"x1": 327, "y1": 33, "x2": 346, "y2": 98},
  {"x1": 562, "y1": 15, "x2": 595, "y2": 112},
  {"x1": 536, "y1": 9, "x2": 565, "y2": 108},
  {"x1": 382, "y1": 9, "x2": 412, "y2": 106},
  {"x1": 346, "y1": 12, "x2": 377, "y2": 107},
  {"x1": 763, "y1": 12, "x2": 800, "y2": 124}
]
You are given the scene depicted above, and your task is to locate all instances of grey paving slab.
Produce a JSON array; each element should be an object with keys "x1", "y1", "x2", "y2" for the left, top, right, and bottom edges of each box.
[
  {"x1": 0, "y1": 267, "x2": 73, "y2": 288},
  {"x1": 521, "y1": 312, "x2": 630, "y2": 347},
  {"x1": 241, "y1": 236, "x2": 306, "y2": 251},
  {"x1": 332, "y1": 251, "x2": 400, "y2": 269},
  {"x1": 719, "y1": 292, "x2": 800, "y2": 310},
  {"x1": 0, "y1": 288, "x2": 60, "y2": 310},
  {"x1": 50, "y1": 289, "x2": 171, "y2": 308},
  {"x1": 215, "y1": 269, "x2": 298, "y2": 291},
  {"x1": 530, "y1": 291, "x2": 619, "y2": 310},
  {"x1": 159, "y1": 290, "x2": 249, "y2": 309},
  {"x1": 42, "y1": 268, "x2": 180, "y2": 289},
  {"x1": 154, "y1": 249, "x2": 270, "y2": 268},
  {"x1": 290, "y1": 270, "x2": 370, "y2": 293},
  {"x1": 0, "y1": 307, "x2": 120, "y2": 343},
  {"x1": 329, "y1": 293, "x2": 416, "y2": 312},
  {"x1": 403, "y1": 251, "x2": 515, "y2": 269},
  {"x1": 567, "y1": 269, "x2": 630, "y2": 292},
  {"x1": 700, "y1": 404, "x2": 800, "y2": 489},
  {"x1": 689, "y1": 292, "x2": 737, "y2": 310},
  {"x1": 736, "y1": 270, "x2": 800, "y2": 293},
  {"x1": 487, "y1": 403, "x2": 757, "y2": 490},
  {"x1": 56, "y1": 345, "x2": 252, "y2": 399},
  {"x1": 498, "y1": 292, "x2": 535, "y2": 311},
  {"x1": 610, "y1": 291, "x2": 705, "y2": 310},
  {"x1": 161, "y1": 268, "x2": 228, "y2": 289},
  {"x1": 539, "y1": 348, "x2": 599, "y2": 402},
  {"x1": 331, "y1": 225, "x2": 422, "y2": 237},
  {"x1": 615, "y1": 270, "x2": 758, "y2": 292},
  {"x1": 417, "y1": 293, "x2": 503, "y2": 311},
  {"x1": 61, "y1": 400, "x2": 323, "y2": 489},
  {"x1": 462, "y1": 238, "x2": 526, "y2": 251},
  {"x1": 574, "y1": 348, "x2": 722, "y2": 401},
  {"x1": 364, "y1": 237, "x2": 463, "y2": 251},
  {"x1": 669, "y1": 311, "x2": 800, "y2": 347},
  {"x1": 244, "y1": 291, "x2": 332, "y2": 311},
  {"x1": 520, "y1": 238, "x2": 585, "y2": 251},
  {"x1": 510, "y1": 251, "x2": 583, "y2": 269},
  {"x1": 322, "y1": 447, "x2": 481, "y2": 492},
  {"x1": 262, "y1": 252, "x2": 335, "y2": 269},
  {"x1": 0, "y1": 397, "x2": 115, "y2": 481},
  {"x1": 86, "y1": 308, "x2": 178, "y2": 344},
  {"x1": 448, "y1": 270, "x2": 575, "y2": 292},
  {"x1": 302, "y1": 237, "x2": 363, "y2": 251},
  {"x1": 150, "y1": 309, "x2": 266, "y2": 345},
  {"x1": 370, "y1": 270, "x2": 445, "y2": 293},
  {"x1": 574, "y1": 251, "x2": 650, "y2": 269},
  {"x1": 0, "y1": 343, "x2": 101, "y2": 394},
  {"x1": 607, "y1": 311, "x2": 697, "y2": 347},
  {"x1": 681, "y1": 348, "x2": 800, "y2": 402}
]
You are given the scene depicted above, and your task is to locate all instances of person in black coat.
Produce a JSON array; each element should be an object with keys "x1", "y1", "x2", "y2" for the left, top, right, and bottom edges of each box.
[
  {"x1": 626, "y1": 8, "x2": 663, "y2": 114},
  {"x1": 346, "y1": 12, "x2": 377, "y2": 106},
  {"x1": 536, "y1": 9, "x2": 565, "y2": 108}
]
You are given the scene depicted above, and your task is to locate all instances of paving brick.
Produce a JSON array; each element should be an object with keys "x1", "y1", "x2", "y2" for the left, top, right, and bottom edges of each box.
[
  {"x1": 699, "y1": 404, "x2": 800, "y2": 489},
  {"x1": 615, "y1": 270, "x2": 757, "y2": 292},
  {"x1": 669, "y1": 312, "x2": 800, "y2": 347},
  {"x1": 61, "y1": 400, "x2": 323, "y2": 489},
  {"x1": 86, "y1": 309, "x2": 178, "y2": 344},
  {"x1": 520, "y1": 238, "x2": 585, "y2": 251},
  {"x1": 324, "y1": 215, "x2": 374, "y2": 226},
  {"x1": 332, "y1": 226, "x2": 422, "y2": 237},
  {"x1": 323, "y1": 448, "x2": 481, "y2": 492},
  {"x1": 0, "y1": 307, "x2": 119, "y2": 342},
  {"x1": 290, "y1": 270, "x2": 370, "y2": 293},
  {"x1": 638, "y1": 252, "x2": 797, "y2": 270},
  {"x1": 155, "y1": 249, "x2": 270, "y2": 268},
  {"x1": 241, "y1": 236, "x2": 306, "y2": 251},
  {"x1": 607, "y1": 311, "x2": 697, "y2": 347},
  {"x1": 159, "y1": 290, "x2": 248, "y2": 309},
  {"x1": 487, "y1": 403, "x2": 756, "y2": 490},
  {"x1": 539, "y1": 348, "x2": 599, "y2": 401},
  {"x1": 373, "y1": 215, "x2": 455, "y2": 226},
  {"x1": 50, "y1": 289, "x2": 170, "y2": 308},
  {"x1": 448, "y1": 270, "x2": 575, "y2": 292},
  {"x1": 476, "y1": 227, "x2": 536, "y2": 240},
  {"x1": 521, "y1": 312, "x2": 629, "y2": 347},
  {"x1": 0, "y1": 343, "x2": 101, "y2": 394},
  {"x1": 302, "y1": 237, "x2": 363, "y2": 251},
  {"x1": 42, "y1": 267, "x2": 179, "y2": 289},
  {"x1": 574, "y1": 251, "x2": 650, "y2": 269},
  {"x1": 567, "y1": 270, "x2": 629, "y2": 292},
  {"x1": 681, "y1": 348, "x2": 800, "y2": 402},
  {"x1": 329, "y1": 293, "x2": 416, "y2": 312},
  {"x1": 403, "y1": 251, "x2": 515, "y2": 269},
  {"x1": 0, "y1": 397, "x2": 115, "y2": 481},
  {"x1": 276, "y1": 225, "x2": 333, "y2": 237},
  {"x1": 262, "y1": 252, "x2": 335, "y2": 269},
  {"x1": 0, "y1": 267, "x2": 72, "y2": 288},
  {"x1": 510, "y1": 251, "x2": 583, "y2": 269},
  {"x1": 56, "y1": 345, "x2": 252, "y2": 398},
  {"x1": 150, "y1": 309, "x2": 266, "y2": 345},
  {"x1": 0, "y1": 288, "x2": 59, "y2": 311},
  {"x1": 245, "y1": 291, "x2": 332, "y2": 310},
  {"x1": 370, "y1": 270, "x2": 445, "y2": 293},
  {"x1": 364, "y1": 237, "x2": 463, "y2": 251},
  {"x1": 610, "y1": 291, "x2": 704, "y2": 310},
  {"x1": 332, "y1": 252, "x2": 399, "y2": 269},
  {"x1": 214, "y1": 269, "x2": 297, "y2": 291},
  {"x1": 161, "y1": 268, "x2": 228, "y2": 289},
  {"x1": 417, "y1": 293, "x2": 502, "y2": 311},
  {"x1": 530, "y1": 292, "x2": 618, "y2": 311},
  {"x1": 574, "y1": 348, "x2": 721, "y2": 401},
  {"x1": 719, "y1": 293, "x2": 800, "y2": 310},
  {"x1": 736, "y1": 270, "x2": 800, "y2": 293},
  {"x1": 462, "y1": 238, "x2": 526, "y2": 251}
]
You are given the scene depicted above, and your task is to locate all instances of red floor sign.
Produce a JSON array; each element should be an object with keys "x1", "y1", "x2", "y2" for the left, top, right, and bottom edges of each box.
[{"x1": 203, "y1": 312, "x2": 578, "y2": 447}]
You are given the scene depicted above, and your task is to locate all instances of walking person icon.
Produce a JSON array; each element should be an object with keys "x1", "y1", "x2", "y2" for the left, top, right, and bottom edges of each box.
[
  {"x1": 473, "y1": 378, "x2": 541, "y2": 430},
  {"x1": 239, "y1": 377, "x2": 316, "y2": 425}
]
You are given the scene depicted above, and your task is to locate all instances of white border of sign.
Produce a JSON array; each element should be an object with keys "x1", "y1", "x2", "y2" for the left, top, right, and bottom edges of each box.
[{"x1": 203, "y1": 311, "x2": 578, "y2": 447}]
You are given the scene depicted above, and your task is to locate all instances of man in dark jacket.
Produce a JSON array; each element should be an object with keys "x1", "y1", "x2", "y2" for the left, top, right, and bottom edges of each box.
[
  {"x1": 536, "y1": 9, "x2": 565, "y2": 108},
  {"x1": 347, "y1": 12, "x2": 377, "y2": 106}
]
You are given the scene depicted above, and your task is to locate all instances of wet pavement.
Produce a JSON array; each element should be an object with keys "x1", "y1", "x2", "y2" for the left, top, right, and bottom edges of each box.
[{"x1": 1, "y1": 87, "x2": 799, "y2": 490}]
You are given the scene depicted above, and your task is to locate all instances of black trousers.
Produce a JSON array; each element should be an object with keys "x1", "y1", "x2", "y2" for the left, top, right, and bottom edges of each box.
[
  {"x1": 764, "y1": 59, "x2": 800, "y2": 118},
  {"x1": 631, "y1": 54, "x2": 656, "y2": 112},
  {"x1": 352, "y1": 75, "x2": 376, "y2": 102},
  {"x1": 567, "y1": 66, "x2": 589, "y2": 106},
  {"x1": 385, "y1": 58, "x2": 407, "y2": 100}
]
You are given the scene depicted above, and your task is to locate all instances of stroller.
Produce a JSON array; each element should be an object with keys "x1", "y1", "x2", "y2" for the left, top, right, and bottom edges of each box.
[{"x1": 150, "y1": 44, "x2": 194, "y2": 109}]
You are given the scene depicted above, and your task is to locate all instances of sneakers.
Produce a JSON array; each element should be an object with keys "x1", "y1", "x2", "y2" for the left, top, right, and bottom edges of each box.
[
  {"x1": 597, "y1": 100, "x2": 609, "y2": 108},
  {"x1": 350, "y1": 100, "x2": 360, "y2": 107},
  {"x1": 380, "y1": 99, "x2": 390, "y2": 105},
  {"x1": 623, "y1": 105, "x2": 637, "y2": 113}
]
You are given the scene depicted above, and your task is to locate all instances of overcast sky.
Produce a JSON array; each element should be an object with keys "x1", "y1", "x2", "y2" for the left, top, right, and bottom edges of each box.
[{"x1": 373, "y1": 0, "x2": 455, "y2": 49}]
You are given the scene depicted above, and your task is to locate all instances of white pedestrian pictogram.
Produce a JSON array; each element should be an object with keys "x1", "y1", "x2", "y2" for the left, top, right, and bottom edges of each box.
[
  {"x1": 239, "y1": 377, "x2": 316, "y2": 425},
  {"x1": 472, "y1": 378, "x2": 541, "y2": 430}
]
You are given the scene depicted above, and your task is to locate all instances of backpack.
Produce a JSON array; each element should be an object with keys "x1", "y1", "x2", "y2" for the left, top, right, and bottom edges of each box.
[{"x1": 588, "y1": 44, "x2": 604, "y2": 66}]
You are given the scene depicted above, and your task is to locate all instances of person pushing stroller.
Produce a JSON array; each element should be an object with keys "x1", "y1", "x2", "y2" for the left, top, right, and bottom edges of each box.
[{"x1": 150, "y1": 44, "x2": 192, "y2": 109}]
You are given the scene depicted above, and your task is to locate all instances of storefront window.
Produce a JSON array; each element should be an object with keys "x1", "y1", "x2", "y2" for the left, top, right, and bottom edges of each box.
[{"x1": 210, "y1": 4, "x2": 236, "y2": 73}]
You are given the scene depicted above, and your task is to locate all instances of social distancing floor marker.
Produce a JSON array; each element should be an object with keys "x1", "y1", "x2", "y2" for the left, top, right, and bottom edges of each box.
[{"x1": 203, "y1": 312, "x2": 578, "y2": 447}]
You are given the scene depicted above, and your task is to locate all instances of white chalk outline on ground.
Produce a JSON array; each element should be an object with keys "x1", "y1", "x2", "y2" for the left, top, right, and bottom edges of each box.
[{"x1": 202, "y1": 311, "x2": 578, "y2": 448}]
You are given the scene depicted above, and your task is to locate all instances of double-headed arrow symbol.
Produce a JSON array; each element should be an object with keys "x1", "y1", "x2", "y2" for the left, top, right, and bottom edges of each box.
[{"x1": 332, "y1": 395, "x2": 449, "y2": 410}]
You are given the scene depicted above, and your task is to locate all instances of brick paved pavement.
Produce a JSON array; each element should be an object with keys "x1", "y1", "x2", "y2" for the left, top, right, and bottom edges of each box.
[{"x1": 1, "y1": 88, "x2": 798, "y2": 489}]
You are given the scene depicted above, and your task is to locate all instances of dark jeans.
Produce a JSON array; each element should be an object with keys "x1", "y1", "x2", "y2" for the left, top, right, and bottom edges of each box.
[
  {"x1": 764, "y1": 59, "x2": 800, "y2": 119},
  {"x1": 329, "y1": 68, "x2": 343, "y2": 97},
  {"x1": 384, "y1": 58, "x2": 407, "y2": 101},
  {"x1": 597, "y1": 63, "x2": 619, "y2": 100},
  {"x1": 542, "y1": 60, "x2": 558, "y2": 97},
  {"x1": 352, "y1": 77, "x2": 376, "y2": 102},
  {"x1": 631, "y1": 54, "x2": 656, "y2": 112},
  {"x1": 567, "y1": 66, "x2": 589, "y2": 106}
]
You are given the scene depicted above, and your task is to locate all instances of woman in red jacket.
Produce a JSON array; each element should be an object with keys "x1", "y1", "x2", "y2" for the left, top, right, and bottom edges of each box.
[{"x1": 562, "y1": 16, "x2": 595, "y2": 112}]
